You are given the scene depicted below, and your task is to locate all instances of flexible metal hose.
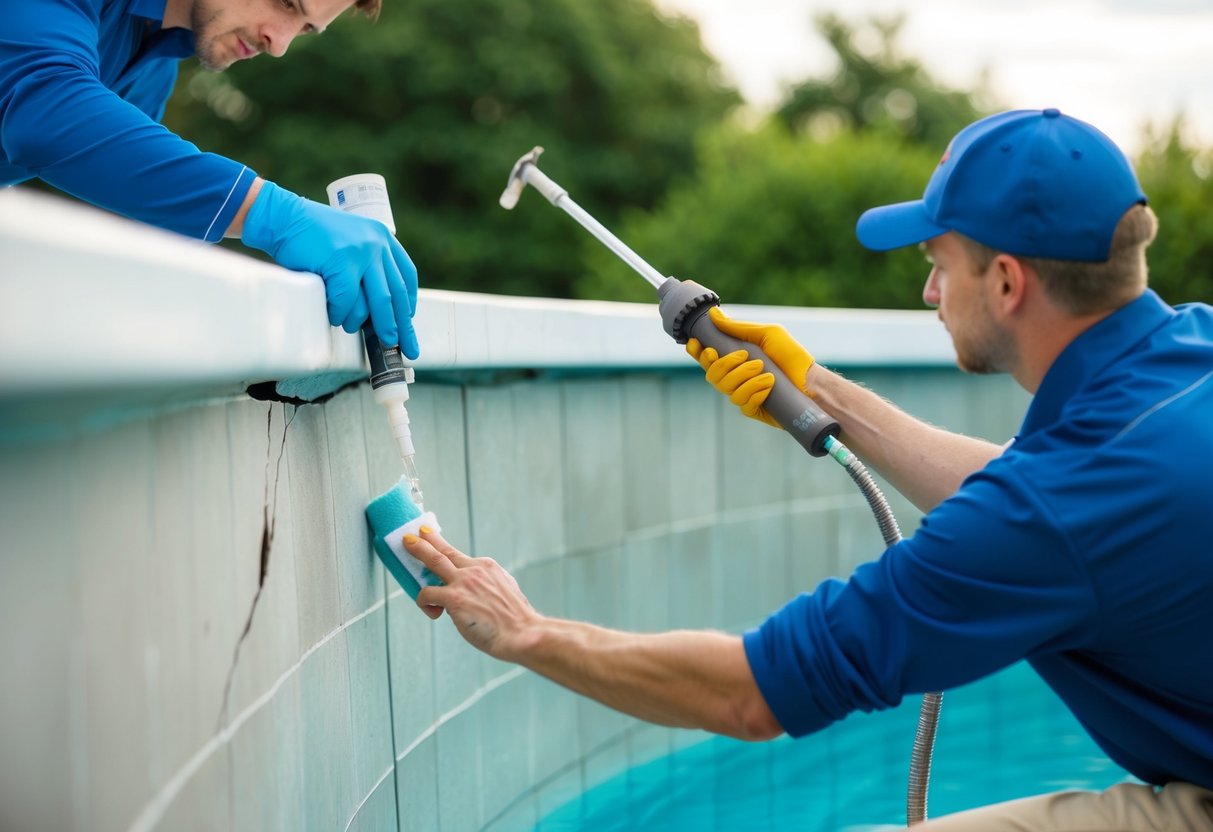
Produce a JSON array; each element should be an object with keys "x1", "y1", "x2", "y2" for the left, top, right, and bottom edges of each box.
[
  {"x1": 823, "y1": 436, "x2": 941, "y2": 826},
  {"x1": 906, "y1": 691, "x2": 944, "y2": 824}
]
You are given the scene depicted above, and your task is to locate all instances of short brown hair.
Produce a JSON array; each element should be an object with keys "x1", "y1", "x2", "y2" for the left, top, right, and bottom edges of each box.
[
  {"x1": 959, "y1": 204, "x2": 1158, "y2": 316},
  {"x1": 353, "y1": 0, "x2": 381, "y2": 20}
]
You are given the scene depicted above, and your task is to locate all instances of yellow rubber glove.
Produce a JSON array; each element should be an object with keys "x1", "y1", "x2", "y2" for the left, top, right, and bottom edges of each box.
[{"x1": 685, "y1": 306, "x2": 815, "y2": 429}]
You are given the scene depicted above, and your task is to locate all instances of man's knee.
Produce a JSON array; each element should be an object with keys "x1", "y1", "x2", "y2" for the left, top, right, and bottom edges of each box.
[{"x1": 914, "y1": 782, "x2": 1213, "y2": 832}]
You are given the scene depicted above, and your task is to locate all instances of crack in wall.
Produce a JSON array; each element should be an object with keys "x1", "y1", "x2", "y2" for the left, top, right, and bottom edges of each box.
[{"x1": 218, "y1": 402, "x2": 296, "y2": 729}]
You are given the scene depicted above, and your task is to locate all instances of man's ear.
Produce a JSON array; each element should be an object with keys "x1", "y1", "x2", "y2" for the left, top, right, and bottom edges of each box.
[{"x1": 988, "y1": 253, "x2": 1028, "y2": 317}]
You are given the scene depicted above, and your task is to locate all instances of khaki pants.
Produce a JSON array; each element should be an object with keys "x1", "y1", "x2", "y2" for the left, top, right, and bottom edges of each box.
[{"x1": 913, "y1": 782, "x2": 1213, "y2": 831}]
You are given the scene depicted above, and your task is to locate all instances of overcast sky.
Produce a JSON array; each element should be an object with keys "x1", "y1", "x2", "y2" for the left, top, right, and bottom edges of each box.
[{"x1": 653, "y1": 0, "x2": 1213, "y2": 155}]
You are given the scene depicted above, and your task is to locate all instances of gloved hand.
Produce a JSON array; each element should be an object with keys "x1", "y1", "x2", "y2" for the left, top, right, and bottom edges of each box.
[
  {"x1": 241, "y1": 180, "x2": 420, "y2": 359},
  {"x1": 686, "y1": 306, "x2": 814, "y2": 428}
]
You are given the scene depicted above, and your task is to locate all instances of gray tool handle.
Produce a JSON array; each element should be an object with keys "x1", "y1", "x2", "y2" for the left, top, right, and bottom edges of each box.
[
  {"x1": 658, "y1": 277, "x2": 840, "y2": 457},
  {"x1": 689, "y1": 315, "x2": 839, "y2": 456}
]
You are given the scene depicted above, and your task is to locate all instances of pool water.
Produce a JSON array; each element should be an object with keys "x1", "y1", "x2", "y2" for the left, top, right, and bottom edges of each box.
[{"x1": 535, "y1": 661, "x2": 1131, "y2": 831}]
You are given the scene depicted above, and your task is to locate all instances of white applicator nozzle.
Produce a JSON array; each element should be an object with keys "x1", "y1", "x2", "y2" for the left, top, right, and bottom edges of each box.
[
  {"x1": 377, "y1": 379, "x2": 424, "y2": 509},
  {"x1": 363, "y1": 337, "x2": 423, "y2": 508}
]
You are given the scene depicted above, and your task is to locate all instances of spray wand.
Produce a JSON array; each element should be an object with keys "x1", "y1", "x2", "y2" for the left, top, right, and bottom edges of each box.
[
  {"x1": 498, "y1": 147, "x2": 938, "y2": 825},
  {"x1": 499, "y1": 148, "x2": 840, "y2": 455}
]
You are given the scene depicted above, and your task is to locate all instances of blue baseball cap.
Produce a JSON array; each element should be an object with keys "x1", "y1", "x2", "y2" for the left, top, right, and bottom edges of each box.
[{"x1": 855, "y1": 108, "x2": 1147, "y2": 261}]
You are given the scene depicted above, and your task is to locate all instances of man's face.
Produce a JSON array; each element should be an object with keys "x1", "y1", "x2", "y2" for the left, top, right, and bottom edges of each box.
[
  {"x1": 922, "y1": 233, "x2": 1014, "y2": 375},
  {"x1": 190, "y1": 0, "x2": 355, "y2": 71}
]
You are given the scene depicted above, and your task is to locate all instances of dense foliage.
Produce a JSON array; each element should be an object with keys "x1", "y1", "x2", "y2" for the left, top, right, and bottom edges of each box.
[
  {"x1": 1135, "y1": 123, "x2": 1213, "y2": 306},
  {"x1": 775, "y1": 14, "x2": 990, "y2": 150},
  {"x1": 575, "y1": 124, "x2": 938, "y2": 308},
  {"x1": 164, "y1": 0, "x2": 738, "y2": 298},
  {"x1": 579, "y1": 119, "x2": 1213, "y2": 310},
  {"x1": 576, "y1": 14, "x2": 979, "y2": 308},
  {"x1": 162, "y1": 5, "x2": 1213, "y2": 308},
  {"x1": 577, "y1": 15, "x2": 1213, "y2": 308}
]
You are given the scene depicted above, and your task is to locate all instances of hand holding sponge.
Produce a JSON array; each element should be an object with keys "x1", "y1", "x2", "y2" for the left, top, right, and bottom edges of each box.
[{"x1": 365, "y1": 476, "x2": 443, "y2": 600}]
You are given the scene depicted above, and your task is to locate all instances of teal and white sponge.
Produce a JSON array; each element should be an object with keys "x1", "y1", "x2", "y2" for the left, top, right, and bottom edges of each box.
[{"x1": 365, "y1": 477, "x2": 443, "y2": 600}]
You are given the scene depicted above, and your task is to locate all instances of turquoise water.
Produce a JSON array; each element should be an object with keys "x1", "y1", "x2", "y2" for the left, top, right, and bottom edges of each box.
[{"x1": 535, "y1": 661, "x2": 1131, "y2": 830}]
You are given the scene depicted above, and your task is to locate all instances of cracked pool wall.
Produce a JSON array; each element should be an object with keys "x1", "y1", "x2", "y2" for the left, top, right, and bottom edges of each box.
[
  {"x1": 219, "y1": 403, "x2": 295, "y2": 730},
  {"x1": 0, "y1": 188, "x2": 1032, "y2": 832}
]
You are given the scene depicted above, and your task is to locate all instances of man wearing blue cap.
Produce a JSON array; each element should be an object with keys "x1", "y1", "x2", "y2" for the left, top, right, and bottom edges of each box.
[
  {"x1": 686, "y1": 107, "x2": 1213, "y2": 827},
  {"x1": 0, "y1": 0, "x2": 420, "y2": 359},
  {"x1": 400, "y1": 109, "x2": 1213, "y2": 829}
]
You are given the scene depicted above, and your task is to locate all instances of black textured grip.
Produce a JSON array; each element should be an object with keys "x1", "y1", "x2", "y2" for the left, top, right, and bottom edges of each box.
[{"x1": 667, "y1": 289, "x2": 719, "y2": 343}]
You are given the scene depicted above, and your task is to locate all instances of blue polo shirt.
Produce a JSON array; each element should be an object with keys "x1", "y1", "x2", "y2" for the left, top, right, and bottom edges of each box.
[
  {"x1": 0, "y1": 0, "x2": 256, "y2": 241},
  {"x1": 745, "y1": 289, "x2": 1213, "y2": 789}
]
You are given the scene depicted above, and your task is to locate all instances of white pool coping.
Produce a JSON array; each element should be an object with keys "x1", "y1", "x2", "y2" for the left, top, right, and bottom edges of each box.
[{"x1": 0, "y1": 187, "x2": 956, "y2": 397}]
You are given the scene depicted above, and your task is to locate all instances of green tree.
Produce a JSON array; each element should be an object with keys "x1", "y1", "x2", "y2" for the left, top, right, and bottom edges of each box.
[
  {"x1": 1136, "y1": 121, "x2": 1213, "y2": 305},
  {"x1": 573, "y1": 12, "x2": 995, "y2": 310},
  {"x1": 578, "y1": 117, "x2": 1213, "y2": 312},
  {"x1": 164, "y1": 0, "x2": 738, "y2": 298},
  {"x1": 574, "y1": 123, "x2": 938, "y2": 308},
  {"x1": 776, "y1": 13, "x2": 990, "y2": 150}
]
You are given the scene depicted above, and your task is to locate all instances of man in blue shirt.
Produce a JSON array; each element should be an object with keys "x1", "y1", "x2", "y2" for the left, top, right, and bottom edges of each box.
[
  {"x1": 0, "y1": 0, "x2": 419, "y2": 358},
  {"x1": 400, "y1": 109, "x2": 1213, "y2": 829}
]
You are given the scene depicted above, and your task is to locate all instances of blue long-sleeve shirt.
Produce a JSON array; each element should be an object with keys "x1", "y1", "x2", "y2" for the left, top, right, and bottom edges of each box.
[
  {"x1": 0, "y1": 0, "x2": 256, "y2": 241},
  {"x1": 745, "y1": 289, "x2": 1213, "y2": 789}
]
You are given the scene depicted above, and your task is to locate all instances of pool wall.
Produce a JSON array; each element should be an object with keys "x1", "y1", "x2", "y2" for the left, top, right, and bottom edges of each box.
[{"x1": 0, "y1": 189, "x2": 1030, "y2": 831}]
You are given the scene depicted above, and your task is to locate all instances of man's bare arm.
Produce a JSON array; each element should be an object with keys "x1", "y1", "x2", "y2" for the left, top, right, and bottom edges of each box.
[
  {"x1": 405, "y1": 529, "x2": 783, "y2": 742},
  {"x1": 807, "y1": 364, "x2": 1003, "y2": 512}
]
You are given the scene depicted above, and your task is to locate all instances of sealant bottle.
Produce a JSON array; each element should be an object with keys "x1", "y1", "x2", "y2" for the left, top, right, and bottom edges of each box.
[{"x1": 325, "y1": 174, "x2": 424, "y2": 508}]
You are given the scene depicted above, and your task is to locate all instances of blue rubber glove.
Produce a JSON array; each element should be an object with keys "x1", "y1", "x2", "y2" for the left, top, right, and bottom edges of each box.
[{"x1": 241, "y1": 180, "x2": 420, "y2": 359}]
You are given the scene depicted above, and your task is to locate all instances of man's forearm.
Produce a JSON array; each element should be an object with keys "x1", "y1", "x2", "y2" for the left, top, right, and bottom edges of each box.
[
  {"x1": 1, "y1": 52, "x2": 256, "y2": 240},
  {"x1": 509, "y1": 619, "x2": 782, "y2": 742},
  {"x1": 225, "y1": 176, "x2": 265, "y2": 239},
  {"x1": 405, "y1": 529, "x2": 782, "y2": 742},
  {"x1": 807, "y1": 364, "x2": 1003, "y2": 512}
]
